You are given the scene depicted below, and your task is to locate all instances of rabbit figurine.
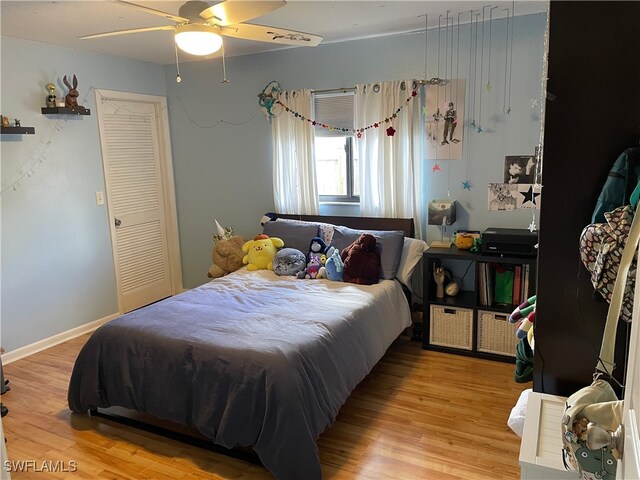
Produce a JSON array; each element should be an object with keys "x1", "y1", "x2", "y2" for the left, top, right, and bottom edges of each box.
[{"x1": 63, "y1": 74, "x2": 79, "y2": 108}]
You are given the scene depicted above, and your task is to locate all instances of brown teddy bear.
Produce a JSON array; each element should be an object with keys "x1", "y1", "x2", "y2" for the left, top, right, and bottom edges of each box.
[
  {"x1": 208, "y1": 236, "x2": 245, "y2": 279},
  {"x1": 341, "y1": 233, "x2": 381, "y2": 285}
]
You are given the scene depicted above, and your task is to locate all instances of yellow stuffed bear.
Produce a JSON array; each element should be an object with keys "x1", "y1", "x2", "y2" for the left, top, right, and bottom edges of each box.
[{"x1": 242, "y1": 234, "x2": 284, "y2": 271}]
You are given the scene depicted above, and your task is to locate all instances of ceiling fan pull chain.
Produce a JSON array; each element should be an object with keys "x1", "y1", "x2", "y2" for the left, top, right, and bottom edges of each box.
[
  {"x1": 221, "y1": 42, "x2": 229, "y2": 84},
  {"x1": 174, "y1": 41, "x2": 182, "y2": 83}
]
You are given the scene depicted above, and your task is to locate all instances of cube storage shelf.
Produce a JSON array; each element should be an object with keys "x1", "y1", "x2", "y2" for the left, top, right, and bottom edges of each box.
[{"x1": 423, "y1": 246, "x2": 537, "y2": 362}]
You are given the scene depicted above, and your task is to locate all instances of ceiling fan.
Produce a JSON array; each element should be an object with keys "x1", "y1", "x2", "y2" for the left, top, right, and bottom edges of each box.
[{"x1": 80, "y1": 0, "x2": 323, "y2": 56}]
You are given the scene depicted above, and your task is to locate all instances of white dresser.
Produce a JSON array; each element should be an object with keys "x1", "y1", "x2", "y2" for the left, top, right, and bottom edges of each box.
[{"x1": 519, "y1": 392, "x2": 577, "y2": 479}]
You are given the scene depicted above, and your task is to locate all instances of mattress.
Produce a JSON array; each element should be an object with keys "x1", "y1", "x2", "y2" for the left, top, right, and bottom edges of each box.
[{"x1": 68, "y1": 268, "x2": 411, "y2": 479}]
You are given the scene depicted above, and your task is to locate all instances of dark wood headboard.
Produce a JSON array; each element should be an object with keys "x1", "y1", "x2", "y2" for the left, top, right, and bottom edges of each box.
[{"x1": 275, "y1": 214, "x2": 415, "y2": 238}]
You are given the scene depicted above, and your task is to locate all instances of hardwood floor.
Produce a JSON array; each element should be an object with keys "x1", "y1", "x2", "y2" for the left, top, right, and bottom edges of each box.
[{"x1": 2, "y1": 335, "x2": 529, "y2": 479}]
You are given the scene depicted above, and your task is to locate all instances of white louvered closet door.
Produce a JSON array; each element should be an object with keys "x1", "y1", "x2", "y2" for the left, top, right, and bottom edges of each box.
[{"x1": 97, "y1": 98, "x2": 173, "y2": 312}]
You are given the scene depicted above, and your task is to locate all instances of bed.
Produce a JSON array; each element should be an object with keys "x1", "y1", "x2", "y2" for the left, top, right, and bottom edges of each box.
[{"x1": 68, "y1": 215, "x2": 420, "y2": 479}]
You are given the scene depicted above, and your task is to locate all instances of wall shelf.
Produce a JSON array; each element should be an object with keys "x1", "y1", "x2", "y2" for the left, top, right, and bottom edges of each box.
[
  {"x1": 41, "y1": 106, "x2": 90, "y2": 115},
  {"x1": 1, "y1": 126, "x2": 35, "y2": 135}
]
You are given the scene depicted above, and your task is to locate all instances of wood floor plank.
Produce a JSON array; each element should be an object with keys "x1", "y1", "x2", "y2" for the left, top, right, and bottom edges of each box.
[{"x1": 2, "y1": 335, "x2": 528, "y2": 479}]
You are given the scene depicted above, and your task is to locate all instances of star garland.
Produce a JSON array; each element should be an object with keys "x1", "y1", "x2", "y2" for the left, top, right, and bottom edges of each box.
[{"x1": 274, "y1": 85, "x2": 422, "y2": 138}]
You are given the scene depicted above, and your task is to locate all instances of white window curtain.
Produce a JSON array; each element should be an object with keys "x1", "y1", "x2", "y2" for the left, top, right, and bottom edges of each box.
[
  {"x1": 271, "y1": 89, "x2": 319, "y2": 215},
  {"x1": 355, "y1": 80, "x2": 424, "y2": 238}
]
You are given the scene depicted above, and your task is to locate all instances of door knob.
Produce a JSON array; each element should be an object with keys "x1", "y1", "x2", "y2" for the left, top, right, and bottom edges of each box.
[{"x1": 114, "y1": 218, "x2": 122, "y2": 227}]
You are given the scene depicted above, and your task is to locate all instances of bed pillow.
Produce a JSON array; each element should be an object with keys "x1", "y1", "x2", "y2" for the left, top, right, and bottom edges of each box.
[
  {"x1": 331, "y1": 226, "x2": 404, "y2": 280},
  {"x1": 276, "y1": 218, "x2": 335, "y2": 245},
  {"x1": 396, "y1": 237, "x2": 428, "y2": 288},
  {"x1": 263, "y1": 221, "x2": 319, "y2": 253}
]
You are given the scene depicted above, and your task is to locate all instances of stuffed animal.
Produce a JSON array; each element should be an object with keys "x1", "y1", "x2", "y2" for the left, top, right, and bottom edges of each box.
[
  {"x1": 324, "y1": 246, "x2": 343, "y2": 281},
  {"x1": 242, "y1": 234, "x2": 284, "y2": 271},
  {"x1": 208, "y1": 236, "x2": 245, "y2": 279},
  {"x1": 273, "y1": 248, "x2": 306, "y2": 276},
  {"x1": 307, "y1": 236, "x2": 328, "y2": 259},
  {"x1": 296, "y1": 236, "x2": 329, "y2": 279},
  {"x1": 510, "y1": 295, "x2": 537, "y2": 342},
  {"x1": 297, "y1": 252, "x2": 326, "y2": 279},
  {"x1": 454, "y1": 233, "x2": 475, "y2": 250},
  {"x1": 341, "y1": 233, "x2": 381, "y2": 285}
]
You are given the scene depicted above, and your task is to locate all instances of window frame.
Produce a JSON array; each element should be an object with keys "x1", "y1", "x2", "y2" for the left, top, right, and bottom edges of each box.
[
  {"x1": 313, "y1": 90, "x2": 359, "y2": 204},
  {"x1": 317, "y1": 136, "x2": 359, "y2": 203}
]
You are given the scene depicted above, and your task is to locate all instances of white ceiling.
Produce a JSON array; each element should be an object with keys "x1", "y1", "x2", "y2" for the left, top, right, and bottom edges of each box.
[{"x1": 0, "y1": 1, "x2": 547, "y2": 65}]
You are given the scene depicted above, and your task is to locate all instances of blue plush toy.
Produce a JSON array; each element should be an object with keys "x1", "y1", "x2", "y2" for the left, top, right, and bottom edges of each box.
[{"x1": 324, "y1": 246, "x2": 343, "y2": 281}]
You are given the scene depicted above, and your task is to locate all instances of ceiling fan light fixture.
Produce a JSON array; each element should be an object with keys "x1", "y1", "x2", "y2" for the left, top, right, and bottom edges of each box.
[{"x1": 175, "y1": 24, "x2": 222, "y2": 56}]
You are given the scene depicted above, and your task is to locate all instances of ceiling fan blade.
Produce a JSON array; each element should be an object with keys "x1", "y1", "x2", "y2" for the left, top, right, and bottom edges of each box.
[
  {"x1": 200, "y1": 1, "x2": 285, "y2": 27},
  {"x1": 79, "y1": 25, "x2": 175, "y2": 40},
  {"x1": 116, "y1": 0, "x2": 189, "y2": 23},
  {"x1": 221, "y1": 23, "x2": 322, "y2": 46}
]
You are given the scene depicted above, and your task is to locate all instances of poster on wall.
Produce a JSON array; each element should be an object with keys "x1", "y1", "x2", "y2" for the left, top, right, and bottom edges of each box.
[
  {"x1": 425, "y1": 79, "x2": 465, "y2": 160},
  {"x1": 488, "y1": 183, "x2": 518, "y2": 211},
  {"x1": 487, "y1": 183, "x2": 542, "y2": 211},
  {"x1": 503, "y1": 148, "x2": 542, "y2": 184},
  {"x1": 516, "y1": 184, "x2": 542, "y2": 209}
]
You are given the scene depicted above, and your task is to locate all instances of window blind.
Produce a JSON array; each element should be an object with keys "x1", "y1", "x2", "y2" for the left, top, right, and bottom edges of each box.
[{"x1": 313, "y1": 91, "x2": 354, "y2": 137}]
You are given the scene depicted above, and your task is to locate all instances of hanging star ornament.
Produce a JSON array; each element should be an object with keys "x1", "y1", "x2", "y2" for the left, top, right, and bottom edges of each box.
[
  {"x1": 462, "y1": 180, "x2": 472, "y2": 190},
  {"x1": 386, "y1": 126, "x2": 396, "y2": 137},
  {"x1": 529, "y1": 220, "x2": 537, "y2": 232},
  {"x1": 432, "y1": 163, "x2": 441, "y2": 172},
  {"x1": 476, "y1": 125, "x2": 483, "y2": 133}
]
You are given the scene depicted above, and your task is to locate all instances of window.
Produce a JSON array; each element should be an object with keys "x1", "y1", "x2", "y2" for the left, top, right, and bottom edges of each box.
[{"x1": 313, "y1": 91, "x2": 359, "y2": 202}]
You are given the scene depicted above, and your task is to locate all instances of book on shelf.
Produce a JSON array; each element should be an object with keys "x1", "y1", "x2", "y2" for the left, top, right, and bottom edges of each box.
[
  {"x1": 513, "y1": 265, "x2": 522, "y2": 306},
  {"x1": 477, "y1": 261, "x2": 531, "y2": 308}
]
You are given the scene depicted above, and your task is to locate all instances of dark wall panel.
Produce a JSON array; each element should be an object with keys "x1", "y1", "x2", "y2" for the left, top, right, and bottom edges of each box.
[{"x1": 534, "y1": 1, "x2": 640, "y2": 396}]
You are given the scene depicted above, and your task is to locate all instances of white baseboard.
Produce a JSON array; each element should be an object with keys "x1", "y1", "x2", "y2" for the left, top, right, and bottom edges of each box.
[{"x1": 1, "y1": 312, "x2": 120, "y2": 365}]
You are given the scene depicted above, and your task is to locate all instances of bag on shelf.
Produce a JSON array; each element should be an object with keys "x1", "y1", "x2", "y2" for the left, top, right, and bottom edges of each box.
[
  {"x1": 561, "y1": 201, "x2": 640, "y2": 479},
  {"x1": 561, "y1": 378, "x2": 623, "y2": 480},
  {"x1": 580, "y1": 204, "x2": 636, "y2": 322}
]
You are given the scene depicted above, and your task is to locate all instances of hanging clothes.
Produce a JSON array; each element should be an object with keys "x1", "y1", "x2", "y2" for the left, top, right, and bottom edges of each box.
[{"x1": 592, "y1": 147, "x2": 640, "y2": 223}]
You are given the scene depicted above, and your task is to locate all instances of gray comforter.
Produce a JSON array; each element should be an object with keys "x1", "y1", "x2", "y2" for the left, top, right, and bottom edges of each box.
[{"x1": 68, "y1": 268, "x2": 411, "y2": 479}]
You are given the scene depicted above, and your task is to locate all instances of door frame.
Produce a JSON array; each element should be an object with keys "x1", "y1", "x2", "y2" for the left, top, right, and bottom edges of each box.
[{"x1": 95, "y1": 89, "x2": 183, "y2": 313}]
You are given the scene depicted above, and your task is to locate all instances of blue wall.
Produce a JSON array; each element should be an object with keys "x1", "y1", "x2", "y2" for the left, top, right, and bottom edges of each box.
[
  {"x1": 166, "y1": 13, "x2": 546, "y2": 289},
  {"x1": 0, "y1": 37, "x2": 167, "y2": 352},
  {"x1": 0, "y1": 11, "x2": 545, "y2": 352}
]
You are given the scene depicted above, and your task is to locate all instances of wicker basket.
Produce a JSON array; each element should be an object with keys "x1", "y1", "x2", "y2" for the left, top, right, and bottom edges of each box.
[
  {"x1": 477, "y1": 310, "x2": 518, "y2": 357},
  {"x1": 429, "y1": 305, "x2": 473, "y2": 350}
]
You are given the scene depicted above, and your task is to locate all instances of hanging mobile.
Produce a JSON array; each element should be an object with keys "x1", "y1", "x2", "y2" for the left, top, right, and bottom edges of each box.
[
  {"x1": 463, "y1": 10, "x2": 475, "y2": 189},
  {"x1": 440, "y1": 12, "x2": 449, "y2": 147},
  {"x1": 455, "y1": 12, "x2": 462, "y2": 109},
  {"x1": 470, "y1": 12, "x2": 479, "y2": 128},
  {"x1": 477, "y1": 5, "x2": 492, "y2": 133},
  {"x1": 435, "y1": 15, "x2": 442, "y2": 122},
  {"x1": 506, "y1": 0, "x2": 515, "y2": 114},
  {"x1": 502, "y1": 8, "x2": 510, "y2": 114},
  {"x1": 486, "y1": 6, "x2": 498, "y2": 93}
]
